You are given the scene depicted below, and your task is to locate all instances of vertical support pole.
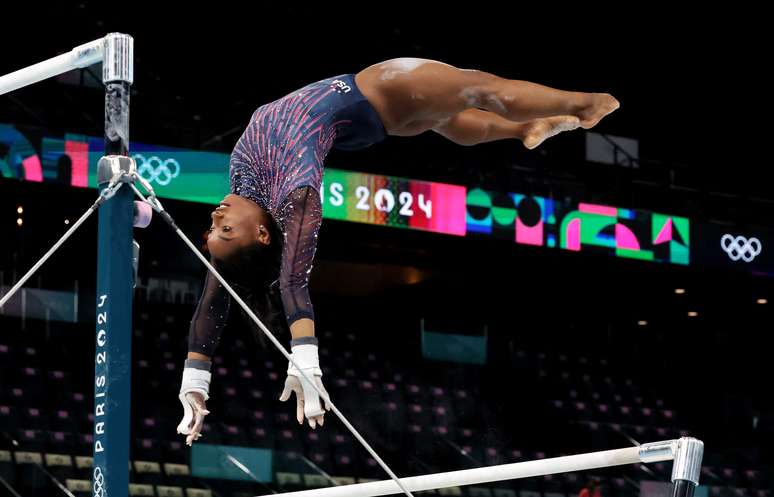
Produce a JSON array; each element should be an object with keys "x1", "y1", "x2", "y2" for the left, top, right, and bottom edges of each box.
[
  {"x1": 93, "y1": 33, "x2": 134, "y2": 497},
  {"x1": 670, "y1": 437, "x2": 704, "y2": 497}
]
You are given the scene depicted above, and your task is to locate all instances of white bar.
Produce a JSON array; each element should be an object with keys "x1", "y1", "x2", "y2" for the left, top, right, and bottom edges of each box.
[
  {"x1": 0, "y1": 38, "x2": 104, "y2": 95},
  {"x1": 262, "y1": 444, "x2": 673, "y2": 497}
]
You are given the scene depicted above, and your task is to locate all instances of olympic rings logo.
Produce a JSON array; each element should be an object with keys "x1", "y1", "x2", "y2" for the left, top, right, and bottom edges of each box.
[
  {"x1": 133, "y1": 154, "x2": 180, "y2": 186},
  {"x1": 720, "y1": 234, "x2": 762, "y2": 263},
  {"x1": 93, "y1": 466, "x2": 105, "y2": 497}
]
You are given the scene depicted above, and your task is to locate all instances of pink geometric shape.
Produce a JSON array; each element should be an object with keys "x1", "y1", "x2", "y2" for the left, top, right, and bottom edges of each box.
[
  {"x1": 654, "y1": 218, "x2": 673, "y2": 244},
  {"x1": 565, "y1": 218, "x2": 581, "y2": 251},
  {"x1": 429, "y1": 183, "x2": 467, "y2": 236},
  {"x1": 65, "y1": 140, "x2": 89, "y2": 187},
  {"x1": 615, "y1": 224, "x2": 641, "y2": 250},
  {"x1": 516, "y1": 217, "x2": 543, "y2": 246},
  {"x1": 22, "y1": 155, "x2": 42, "y2": 182},
  {"x1": 579, "y1": 203, "x2": 617, "y2": 217}
]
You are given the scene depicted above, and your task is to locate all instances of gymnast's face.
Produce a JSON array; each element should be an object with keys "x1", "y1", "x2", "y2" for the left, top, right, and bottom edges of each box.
[{"x1": 206, "y1": 194, "x2": 272, "y2": 260}]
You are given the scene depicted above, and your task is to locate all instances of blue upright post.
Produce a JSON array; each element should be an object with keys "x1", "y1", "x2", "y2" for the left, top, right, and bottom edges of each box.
[{"x1": 93, "y1": 33, "x2": 134, "y2": 497}]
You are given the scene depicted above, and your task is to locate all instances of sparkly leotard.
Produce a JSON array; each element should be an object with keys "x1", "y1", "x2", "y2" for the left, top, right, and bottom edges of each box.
[{"x1": 189, "y1": 74, "x2": 387, "y2": 355}]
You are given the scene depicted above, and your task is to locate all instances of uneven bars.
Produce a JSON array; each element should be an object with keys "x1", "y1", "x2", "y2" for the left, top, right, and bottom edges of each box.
[
  {"x1": 258, "y1": 438, "x2": 703, "y2": 497},
  {"x1": 0, "y1": 38, "x2": 104, "y2": 95}
]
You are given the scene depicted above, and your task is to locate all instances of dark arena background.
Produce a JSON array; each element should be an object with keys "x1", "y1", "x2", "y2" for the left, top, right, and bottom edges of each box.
[{"x1": 0, "y1": 4, "x2": 771, "y2": 497}]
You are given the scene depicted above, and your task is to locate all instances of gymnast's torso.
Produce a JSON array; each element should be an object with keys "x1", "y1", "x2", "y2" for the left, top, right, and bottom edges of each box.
[{"x1": 229, "y1": 73, "x2": 388, "y2": 214}]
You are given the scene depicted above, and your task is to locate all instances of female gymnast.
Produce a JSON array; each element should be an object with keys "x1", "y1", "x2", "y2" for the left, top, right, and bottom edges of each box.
[{"x1": 177, "y1": 58, "x2": 619, "y2": 445}]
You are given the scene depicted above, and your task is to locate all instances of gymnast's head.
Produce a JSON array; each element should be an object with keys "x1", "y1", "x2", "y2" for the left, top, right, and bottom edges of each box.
[{"x1": 206, "y1": 193, "x2": 282, "y2": 287}]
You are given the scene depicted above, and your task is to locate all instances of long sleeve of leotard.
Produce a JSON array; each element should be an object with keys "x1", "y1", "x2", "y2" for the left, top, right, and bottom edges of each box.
[
  {"x1": 275, "y1": 186, "x2": 323, "y2": 326},
  {"x1": 187, "y1": 269, "x2": 231, "y2": 357}
]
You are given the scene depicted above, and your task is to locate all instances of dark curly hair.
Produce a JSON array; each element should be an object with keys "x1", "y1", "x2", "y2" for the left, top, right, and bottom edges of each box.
[{"x1": 204, "y1": 214, "x2": 289, "y2": 345}]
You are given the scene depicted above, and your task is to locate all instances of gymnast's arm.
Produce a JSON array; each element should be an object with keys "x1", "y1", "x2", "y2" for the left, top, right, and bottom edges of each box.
[
  {"x1": 187, "y1": 269, "x2": 231, "y2": 361},
  {"x1": 432, "y1": 108, "x2": 526, "y2": 146},
  {"x1": 276, "y1": 186, "x2": 330, "y2": 427},
  {"x1": 276, "y1": 186, "x2": 322, "y2": 339},
  {"x1": 178, "y1": 268, "x2": 230, "y2": 444}
]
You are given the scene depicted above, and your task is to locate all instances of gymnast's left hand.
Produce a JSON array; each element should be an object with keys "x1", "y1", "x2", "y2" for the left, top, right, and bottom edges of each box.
[
  {"x1": 177, "y1": 365, "x2": 212, "y2": 446},
  {"x1": 177, "y1": 391, "x2": 209, "y2": 446},
  {"x1": 279, "y1": 341, "x2": 331, "y2": 429}
]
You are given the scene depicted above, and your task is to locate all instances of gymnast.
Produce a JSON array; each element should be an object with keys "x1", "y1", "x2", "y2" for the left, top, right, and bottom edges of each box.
[{"x1": 177, "y1": 58, "x2": 619, "y2": 445}]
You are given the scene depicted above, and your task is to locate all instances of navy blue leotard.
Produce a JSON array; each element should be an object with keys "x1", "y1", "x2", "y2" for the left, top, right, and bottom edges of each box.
[{"x1": 189, "y1": 74, "x2": 387, "y2": 355}]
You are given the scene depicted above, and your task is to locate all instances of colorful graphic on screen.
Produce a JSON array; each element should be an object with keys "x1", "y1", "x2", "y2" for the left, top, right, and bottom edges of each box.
[
  {"x1": 465, "y1": 188, "x2": 690, "y2": 265},
  {"x1": 0, "y1": 124, "x2": 43, "y2": 182},
  {"x1": 321, "y1": 169, "x2": 467, "y2": 236}
]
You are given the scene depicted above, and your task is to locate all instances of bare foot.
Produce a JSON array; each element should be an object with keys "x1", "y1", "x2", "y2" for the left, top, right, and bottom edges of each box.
[
  {"x1": 577, "y1": 93, "x2": 620, "y2": 129},
  {"x1": 522, "y1": 115, "x2": 581, "y2": 150}
]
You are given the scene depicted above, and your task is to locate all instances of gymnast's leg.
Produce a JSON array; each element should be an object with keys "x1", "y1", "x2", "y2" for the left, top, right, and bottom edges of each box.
[
  {"x1": 357, "y1": 58, "x2": 619, "y2": 131},
  {"x1": 433, "y1": 109, "x2": 581, "y2": 149}
]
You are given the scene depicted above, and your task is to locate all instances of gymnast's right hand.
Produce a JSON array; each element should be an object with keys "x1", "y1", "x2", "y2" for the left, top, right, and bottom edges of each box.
[
  {"x1": 177, "y1": 363, "x2": 212, "y2": 446},
  {"x1": 279, "y1": 339, "x2": 331, "y2": 429}
]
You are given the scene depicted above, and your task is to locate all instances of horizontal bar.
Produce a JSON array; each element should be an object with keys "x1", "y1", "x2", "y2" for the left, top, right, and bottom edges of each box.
[
  {"x1": 0, "y1": 38, "x2": 104, "y2": 95},
  {"x1": 260, "y1": 440, "x2": 678, "y2": 497}
]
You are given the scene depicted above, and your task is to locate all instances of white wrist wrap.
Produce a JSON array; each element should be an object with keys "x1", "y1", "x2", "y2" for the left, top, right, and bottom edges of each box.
[
  {"x1": 287, "y1": 344, "x2": 322, "y2": 377},
  {"x1": 180, "y1": 367, "x2": 211, "y2": 400}
]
